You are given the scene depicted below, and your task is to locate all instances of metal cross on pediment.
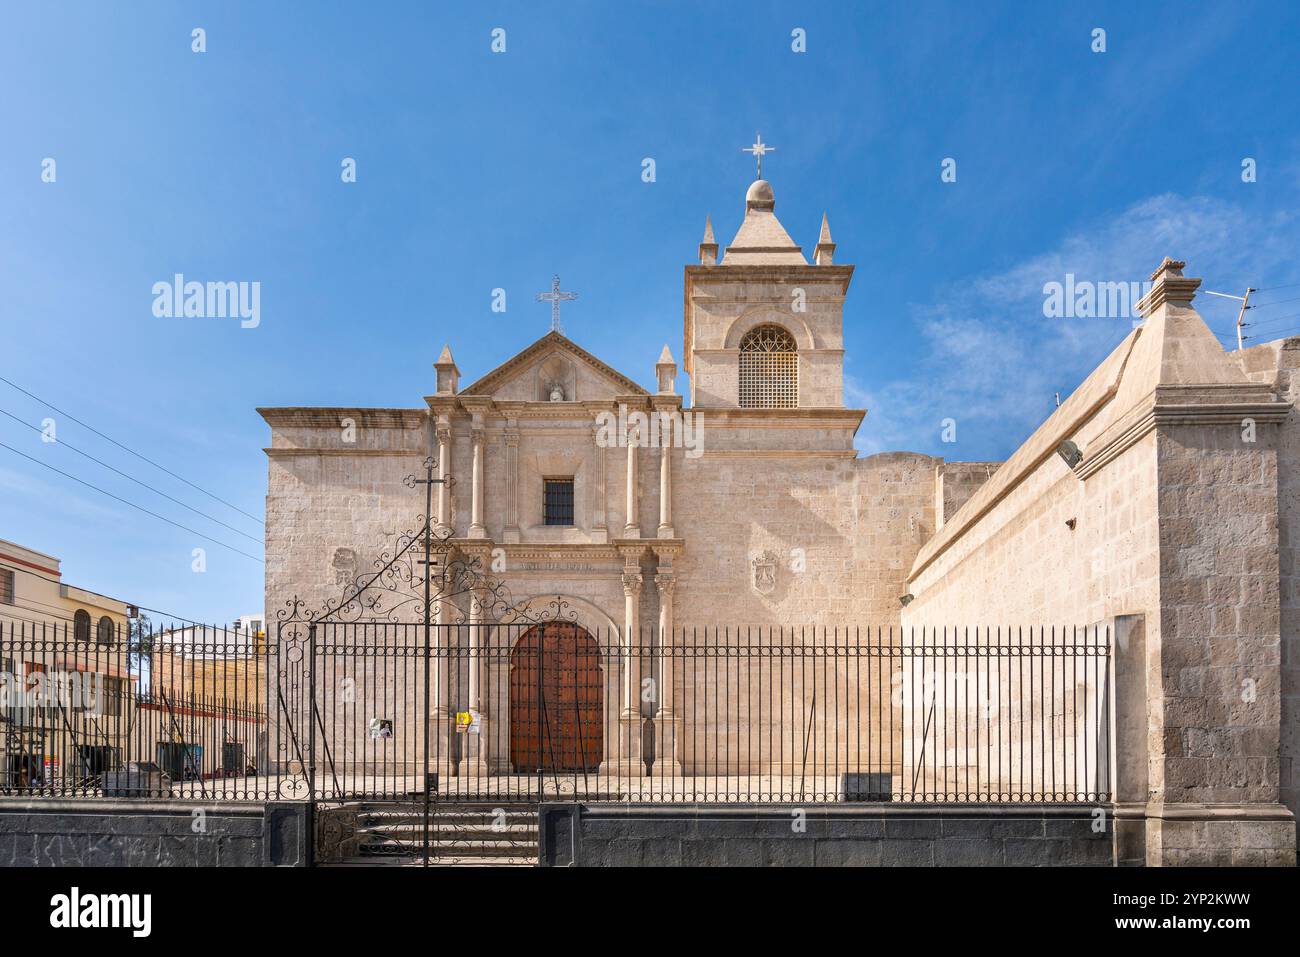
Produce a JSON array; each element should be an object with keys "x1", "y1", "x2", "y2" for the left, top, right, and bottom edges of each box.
[
  {"x1": 536, "y1": 275, "x2": 577, "y2": 334},
  {"x1": 742, "y1": 133, "x2": 775, "y2": 179}
]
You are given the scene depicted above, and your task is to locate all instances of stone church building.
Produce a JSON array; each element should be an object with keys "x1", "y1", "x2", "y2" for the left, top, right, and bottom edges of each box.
[{"x1": 260, "y1": 172, "x2": 1299, "y2": 865}]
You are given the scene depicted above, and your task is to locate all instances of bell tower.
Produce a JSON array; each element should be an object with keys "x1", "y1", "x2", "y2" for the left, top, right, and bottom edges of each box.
[{"x1": 683, "y1": 164, "x2": 854, "y2": 410}]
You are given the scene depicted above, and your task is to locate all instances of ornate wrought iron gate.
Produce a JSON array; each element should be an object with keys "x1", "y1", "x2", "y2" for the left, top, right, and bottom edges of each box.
[{"x1": 274, "y1": 456, "x2": 590, "y2": 864}]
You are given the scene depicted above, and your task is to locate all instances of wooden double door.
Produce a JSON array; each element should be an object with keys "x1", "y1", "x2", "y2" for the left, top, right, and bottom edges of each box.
[{"x1": 508, "y1": 622, "x2": 604, "y2": 772}]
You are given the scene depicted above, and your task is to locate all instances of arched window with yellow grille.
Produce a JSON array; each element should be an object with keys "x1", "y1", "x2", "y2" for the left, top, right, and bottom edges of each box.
[{"x1": 738, "y1": 324, "x2": 798, "y2": 408}]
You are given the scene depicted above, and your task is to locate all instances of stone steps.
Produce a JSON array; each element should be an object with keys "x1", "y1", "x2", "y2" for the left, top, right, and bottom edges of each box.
[{"x1": 321, "y1": 801, "x2": 539, "y2": 867}]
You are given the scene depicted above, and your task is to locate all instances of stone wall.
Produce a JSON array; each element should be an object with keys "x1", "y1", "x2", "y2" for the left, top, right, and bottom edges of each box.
[
  {"x1": 936, "y1": 461, "x2": 1003, "y2": 529},
  {"x1": 1152, "y1": 423, "x2": 1282, "y2": 806},
  {"x1": 901, "y1": 269, "x2": 1297, "y2": 864},
  {"x1": 0, "y1": 799, "x2": 309, "y2": 867},
  {"x1": 1238, "y1": 336, "x2": 1300, "y2": 836},
  {"x1": 262, "y1": 408, "x2": 428, "y2": 623},
  {"x1": 538, "y1": 803, "x2": 1112, "y2": 867},
  {"x1": 673, "y1": 449, "x2": 940, "y2": 625}
]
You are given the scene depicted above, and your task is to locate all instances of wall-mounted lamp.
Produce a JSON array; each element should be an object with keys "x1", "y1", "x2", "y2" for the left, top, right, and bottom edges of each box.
[{"x1": 1056, "y1": 440, "x2": 1083, "y2": 469}]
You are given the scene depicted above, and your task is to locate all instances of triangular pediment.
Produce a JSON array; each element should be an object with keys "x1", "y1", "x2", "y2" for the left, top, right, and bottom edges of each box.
[{"x1": 459, "y1": 331, "x2": 648, "y2": 401}]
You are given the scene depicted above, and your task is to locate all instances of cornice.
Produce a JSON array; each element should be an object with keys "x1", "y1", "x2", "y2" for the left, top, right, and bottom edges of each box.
[
  {"x1": 264, "y1": 448, "x2": 425, "y2": 458},
  {"x1": 699, "y1": 449, "x2": 859, "y2": 458},
  {"x1": 436, "y1": 540, "x2": 685, "y2": 562},
  {"x1": 257, "y1": 408, "x2": 427, "y2": 429},
  {"x1": 458, "y1": 330, "x2": 648, "y2": 398},
  {"x1": 690, "y1": 407, "x2": 865, "y2": 428},
  {"x1": 691, "y1": 348, "x2": 846, "y2": 356},
  {"x1": 684, "y1": 263, "x2": 855, "y2": 294},
  {"x1": 1076, "y1": 386, "x2": 1291, "y2": 480}
]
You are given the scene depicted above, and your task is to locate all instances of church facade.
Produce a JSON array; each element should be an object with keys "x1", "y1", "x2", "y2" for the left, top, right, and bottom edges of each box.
[
  {"x1": 260, "y1": 172, "x2": 1299, "y2": 864},
  {"x1": 260, "y1": 175, "x2": 998, "y2": 776},
  {"x1": 260, "y1": 175, "x2": 993, "y2": 636}
]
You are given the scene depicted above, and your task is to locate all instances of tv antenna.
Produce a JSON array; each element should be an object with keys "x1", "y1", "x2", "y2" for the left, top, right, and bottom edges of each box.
[{"x1": 1203, "y1": 286, "x2": 1255, "y2": 351}]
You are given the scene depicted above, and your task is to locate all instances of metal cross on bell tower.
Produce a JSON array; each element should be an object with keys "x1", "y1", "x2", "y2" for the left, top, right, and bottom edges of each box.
[
  {"x1": 742, "y1": 132, "x2": 775, "y2": 179},
  {"x1": 536, "y1": 275, "x2": 577, "y2": 334}
]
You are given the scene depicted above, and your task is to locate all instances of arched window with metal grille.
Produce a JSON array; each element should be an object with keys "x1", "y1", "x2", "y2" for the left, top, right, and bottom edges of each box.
[
  {"x1": 73, "y1": 608, "x2": 91, "y2": 642},
  {"x1": 96, "y1": 615, "x2": 115, "y2": 646},
  {"x1": 738, "y1": 324, "x2": 798, "y2": 408}
]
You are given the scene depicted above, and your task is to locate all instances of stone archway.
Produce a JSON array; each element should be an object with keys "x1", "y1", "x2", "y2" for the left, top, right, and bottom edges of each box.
[{"x1": 508, "y1": 622, "x2": 604, "y2": 772}]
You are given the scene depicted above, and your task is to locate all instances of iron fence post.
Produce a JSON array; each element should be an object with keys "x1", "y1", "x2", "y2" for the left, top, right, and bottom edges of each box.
[{"x1": 307, "y1": 623, "x2": 317, "y2": 802}]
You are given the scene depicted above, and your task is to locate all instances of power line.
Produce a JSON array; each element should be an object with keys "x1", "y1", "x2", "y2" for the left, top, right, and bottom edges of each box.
[
  {"x1": 0, "y1": 440, "x2": 263, "y2": 563},
  {"x1": 1247, "y1": 310, "x2": 1300, "y2": 331},
  {"x1": 1, "y1": 562, "x2": 242, "y2": 630},
  {"x1": 0, "y1": 408, "x2": 261, "y2": 545},
  {"x1": 1248, "y1": 294, "x2": 1300, "y2": 310},
  {"x1": 1, "y1": 561, "x2": 240, "y2": 629},
  {"x1": 0, "y1": 609, "x2": 79, "y2": 631},
  {"x1": 5, "y1": 601, "x2": 80, "y2": 626},
  {"x1": 1247, "y1": 323, "x2": 1300, "y2": 341},
  {"x1": 1217, "y1": 321, "x2": 1300, "y2": 344},
  {"x1": 0, "y1": 374, "x2": 263, "y2": 526}
]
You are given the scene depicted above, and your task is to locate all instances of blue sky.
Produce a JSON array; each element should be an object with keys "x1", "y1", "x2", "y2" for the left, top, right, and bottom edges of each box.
[{"x1": 2, "y1": 0, "x2": 1299, "y2": 624}]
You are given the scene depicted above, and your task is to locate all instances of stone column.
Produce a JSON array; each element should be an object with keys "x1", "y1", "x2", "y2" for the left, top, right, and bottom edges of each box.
[
  {"x1": 654, "y1": 572, "x2": 681, "y2": 775},
  {"x1": 621, "y1": 570, "x2": 642, "y2": 717},
  {"x1": 460, "y1": 584, "x2": 490, "y2": 778},
  {"x1": 592, "y1": 426, "x2": 608, "y2": 544},
  {"x1": 618, "y1": 558, "x2": 644, "y2": 773},
  {"x1": 503, "y1": 423, "x2": 520, "y2": 543},
  {"x1": 467, "y1": 588, "x2": 483, "y2": 714},
  {"x1": 435, "y1": 419, "x2": 452, "y2": 533},
  {"x1": 1109, "y1": 614, "x2": 1146, "y2": 866},
  {"x1": 623, "y1": 423, "x2": 640, "y2": 538},
  {"x1": 431, "y1": 595, "x2": 453, "y2": 780},
  {"x1": 657, "y1": 445, "x2": 673, "y2": 538},
  {"x1": 468, "y1": 427, "x2": 486, "y2": 538}
]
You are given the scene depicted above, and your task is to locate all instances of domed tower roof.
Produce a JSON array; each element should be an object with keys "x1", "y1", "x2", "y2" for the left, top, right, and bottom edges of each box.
[
  {"x1": 722, "y1": 177, "x2": 806, "y2": 265},
  {"x1": 745, "y1": 179, "x2": 775, "y2": 209}
]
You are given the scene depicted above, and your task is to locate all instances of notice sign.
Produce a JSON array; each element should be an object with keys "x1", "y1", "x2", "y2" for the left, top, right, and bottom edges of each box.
[
  {"x1": 368, "y1": 718, "x2": 393, "y2": 739},
  {"x1": 455, "y1": 710, "x2": 481, "y2": 734}
]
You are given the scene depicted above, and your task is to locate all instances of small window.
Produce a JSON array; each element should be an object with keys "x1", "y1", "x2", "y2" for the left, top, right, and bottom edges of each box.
[
  {"x1": 0, "y1": 567, "x2": 13, "y2": 604},
  {"x1": 74, "y1": 609, "x2": 91, "y2": 643},
  {"x1": 543, "y1": 479, "x2": 575, "y2": 526},
  {"x1": 96, "y1": 616, "x2": 115, "y2": 646}
]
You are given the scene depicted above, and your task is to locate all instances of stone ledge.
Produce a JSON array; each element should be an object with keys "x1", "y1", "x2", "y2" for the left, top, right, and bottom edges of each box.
[
  {"x1": 541, "y1": 803, "x2": 1110, "y2": 868},
  {"x1": 0, "y1": 797, "x2": 266, "y2": 815},
  {"x1": 1143, "y1": 801, "x2": 1295, "y2": 822},
  {"x1": 554, "y1": 802, "x2": 1106, "y2": 819}
]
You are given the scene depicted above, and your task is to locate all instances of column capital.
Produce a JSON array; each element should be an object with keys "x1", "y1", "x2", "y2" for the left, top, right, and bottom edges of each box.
[
  {"x1": 621, "y1": 572, "x2": 643, "y2": 597},
  {"x1": 654, "y1": 573, "x2": 675, "y2": 596}
]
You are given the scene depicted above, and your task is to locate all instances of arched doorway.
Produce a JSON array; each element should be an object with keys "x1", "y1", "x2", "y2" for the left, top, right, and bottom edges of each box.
[{"x1": 509, "y1": 622, "x2": 604, "y2": 772}]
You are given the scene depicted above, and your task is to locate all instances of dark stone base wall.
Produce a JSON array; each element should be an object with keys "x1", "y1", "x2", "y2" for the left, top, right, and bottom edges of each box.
[
  {"x1": 540, "y1": 804, "x2": 1113, "y2": 867},
  {"x1": 0, "y1": 799, "x2": 310, "y2": 867}
]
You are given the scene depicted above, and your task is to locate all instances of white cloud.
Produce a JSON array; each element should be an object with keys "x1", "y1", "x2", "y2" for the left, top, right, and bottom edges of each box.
[{"x1": 855, "y1": 189, "x2": 1300, "y2": 460}]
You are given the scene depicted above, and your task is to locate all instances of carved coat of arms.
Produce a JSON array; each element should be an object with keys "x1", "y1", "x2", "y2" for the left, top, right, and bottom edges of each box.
[
  {"x1": 332, "y1": 547, "x2": 358, "y2": 586},
  {"x1": 751, "y1": 550, "x2": 778, "y2": 595}
]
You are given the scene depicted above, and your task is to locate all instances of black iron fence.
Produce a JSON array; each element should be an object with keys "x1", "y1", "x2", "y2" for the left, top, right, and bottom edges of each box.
[
  {"x1": 0, "y1": 618, "x2": 267, "y2": 799},
  {"x1": 1, "y1": 617, "x2": 1112, "y2": 805}
]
